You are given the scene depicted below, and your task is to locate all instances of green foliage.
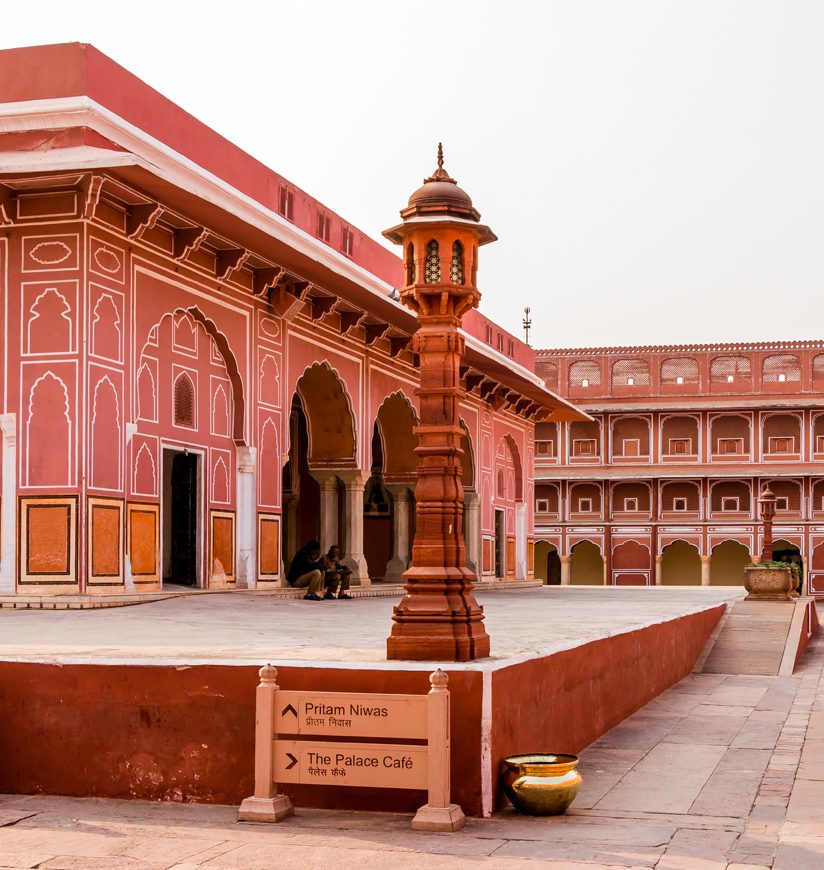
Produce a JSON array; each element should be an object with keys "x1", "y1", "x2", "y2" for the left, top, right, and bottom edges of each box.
[{"x1": 746, "y1": 560, "x2": 800, "y2": 578}]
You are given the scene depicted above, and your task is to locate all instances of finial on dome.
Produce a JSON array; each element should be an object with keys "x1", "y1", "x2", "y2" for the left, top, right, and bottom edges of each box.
[{"x1": 437, "y1": 142, "x2": 444, "y2": 170}]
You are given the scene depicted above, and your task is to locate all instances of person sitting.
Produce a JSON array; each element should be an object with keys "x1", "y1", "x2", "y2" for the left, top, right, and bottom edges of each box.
[
  {"x1": 287, "y1": 540, "x2": 327, "y2": 601},
  {"x1": 323, "y1": 545, "x2": 352, "y2": 600}
]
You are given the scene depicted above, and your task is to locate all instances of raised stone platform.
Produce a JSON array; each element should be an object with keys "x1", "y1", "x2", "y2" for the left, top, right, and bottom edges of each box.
[
  {"x1": 0, "y1": 587, "x2": 740, "y2": 816},
  {"x1": 0, "y1": 578, "x2": 541, "y2": 610}
]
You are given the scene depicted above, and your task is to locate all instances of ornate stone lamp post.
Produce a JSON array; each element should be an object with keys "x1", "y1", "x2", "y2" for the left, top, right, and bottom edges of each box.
[
  {"x1": 758, "y1": 484, "x2": 777, "y2": 562},
  {"x1": 383, "y1": 146, "x2": 496, "y2": 661}
]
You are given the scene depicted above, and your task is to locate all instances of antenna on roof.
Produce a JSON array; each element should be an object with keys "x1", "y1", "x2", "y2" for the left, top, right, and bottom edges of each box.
[{"x1": 523, "y1": 306, "x2": 532, "y2": 346}]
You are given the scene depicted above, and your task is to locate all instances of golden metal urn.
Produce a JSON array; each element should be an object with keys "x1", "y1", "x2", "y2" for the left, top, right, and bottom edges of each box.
[{"x1": 501, "y1": 754, "x2": 582, "y2": 815}]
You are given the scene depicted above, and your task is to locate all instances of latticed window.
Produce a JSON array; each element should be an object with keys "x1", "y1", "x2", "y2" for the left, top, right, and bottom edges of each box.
[
  {"x1": 814, "y1": 354, "x2": 824, "y2": 382},
  {"x1": 174, "y1": 373, "x2": 195, "y2": 427},
  {"x1": 661, "y1": 357, "x2": 699, "y2": 385},
  {"x1": 424, "y1": 240, "x2": 440, "y2": 283},
  {"x1": 450, "y1": 240, "x2": 464, "y2": 284},
  {"x1": 569, "y1": 360, "x2": 601, "y2": 389},
  {"x1": 406, "y1": 243, "x2": 415, "y2": 285},
  {"x1": 611, "y1": 359, "x2": 650, "y2": 387},
  {"x1": 763, "y1": 353, "x2": 801, "y2": 383},
  {"x1": 710, "y1": 355, "x2": 752, "y2": 384},
  {"x1": 535, "y1": 360, "x2": 559, "y2": 391}
]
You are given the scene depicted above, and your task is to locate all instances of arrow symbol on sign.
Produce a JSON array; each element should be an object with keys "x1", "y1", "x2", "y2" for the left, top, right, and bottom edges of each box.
[
  {"x1": 282, "y1": 704, "x2": 298, "y2": 718},
  {"x1": 285, "y1": 752, "x2": 298, "y2": 770}
]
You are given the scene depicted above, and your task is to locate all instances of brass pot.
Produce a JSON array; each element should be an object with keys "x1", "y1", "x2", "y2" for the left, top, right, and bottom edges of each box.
[{"x1": 501, "y1": 753, "x2": 582, "y2": 816}]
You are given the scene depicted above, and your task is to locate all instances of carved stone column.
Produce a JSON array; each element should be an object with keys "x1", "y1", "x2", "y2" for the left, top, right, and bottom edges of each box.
[
  {"x1": 385, "y1": 485, "x2": 412, "y2": 581},
  {"x1": 701, "y1": 555, "x2": 711, "y2": 586},
  {"x1": 462, "y1": 489, "x2": 481, "y2": 576},
  {"x1": 0, "y1": 414, "x2": 15, "y2": 594},
  {"x1": 560, "y1": 555, "x2": 571, "y2": 585},
  {"x1": 235, "y1": 447, "x2": 257, "y2": 589},
  {"x1": 338, "y1": 471, "x2": 370, "y2": 585},
  {"x1": 312, "y1": 473, "x2": 340, "y2": 553},
  {"x1": 655, "y1": 555, "x2": 663, "y2": 586},
  {"x1": 515, "y1": 501, "x2": 527, "y2": 580}
]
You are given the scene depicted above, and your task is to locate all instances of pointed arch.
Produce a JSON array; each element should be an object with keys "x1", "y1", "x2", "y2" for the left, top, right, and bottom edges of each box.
[
  {"x1": 90, "y1": 375, "x2": 120, "y2": 490},
  {"x1": 26, "y1": 371, "x2": 71, "y2": 486},
  {"x1": 139, "y1": 306, "x2": 247, "y2": 445},
  {"x1": 292, "y1": 361, "x2": 357, "y2": 468},
  {"x1": 28, "y1": 287, "x2": 72, "y2": 354},
  {"x1": 375, "y1": 391, "x2": 418, "y2": 481}
]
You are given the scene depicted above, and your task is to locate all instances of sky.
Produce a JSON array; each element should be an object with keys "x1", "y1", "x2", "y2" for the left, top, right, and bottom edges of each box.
[{"x1": 3, "y1": 1, "x2": 823, "y2": 348}]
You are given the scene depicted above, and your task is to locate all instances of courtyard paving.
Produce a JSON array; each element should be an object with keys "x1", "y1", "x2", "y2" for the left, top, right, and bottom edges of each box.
[
  {"x1": 0, "y1": 586, "x2": 741, "y2": 664},
  {"x1": 0, "y1": 621, "x2": 821, "y2": 869}
]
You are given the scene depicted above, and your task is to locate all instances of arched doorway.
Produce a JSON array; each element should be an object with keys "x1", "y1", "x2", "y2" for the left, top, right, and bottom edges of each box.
[
  {"x1": 612, "y1": 539, "x2": 651, "y2": 585},
  {"x1": 459, "y1": 421, "x2": 480, "y2": 574},
  {"x1": 772, "y1": 539, "x2": 802, "y2": 591},
  {"x1": 710, "y1": 540, "x2": 750, "y2": 585},
  {"x1": 374, "y1": 393, "x2": 418, "y2": 581},
  {"x1": 534, "y1": 541, "x2": 561, "y2": 584},
  {"x1": 363, "y1": 422, "x2": 392, "y2": 579},
  {"x1": 570, "y1": 540, "x2": 603, "y2": 585},
  {"x1": 661, "y1": 540, "x2": 701, "y2": 585},
  {"x1": 136, "y1": 308, "x2": 245, "y2": 590},
  {"x1": 282, "y1": 363, "x2": 359, "y2": 578},
  {"x1": 494, "y1": 434, "x2": 525, "y2": 579}
]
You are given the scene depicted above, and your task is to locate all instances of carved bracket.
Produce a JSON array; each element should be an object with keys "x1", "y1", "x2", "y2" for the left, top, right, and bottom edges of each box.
[
  {"x1": 338, "y1": 307, "x2": 366, "y2": 336},
  {"x1": 310, "y1": 295, "x2": 338, "y2": 322},
  {"x1": 173, "y1": 226, "x2": 208, "y2": 261},
  {"x1": 82, "y1": 175, "x2": 105, "y2": 221},
  {"x1": 390, "y1": 335, "x2": 412, "y2": 358},
  {"x1": 364, "y1": 322, "x2": 389, "y2": 346},
  {"x1": 126, "y1": 202, "x2": 163, "y2": 239},
  {"x1": 0, "y1": 186, "x2": 13, "y2": 226},
  {"x1": 252, "y1": 267, "x2": 284, "y2": 297},
  {"x1": 216, "y1": 248, "x2": 251, "y2": 282}
]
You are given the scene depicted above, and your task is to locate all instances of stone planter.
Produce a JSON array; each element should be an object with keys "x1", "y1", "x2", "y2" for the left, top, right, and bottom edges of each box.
[
  {"x1": 501, "y1": 754, "x2": 582, "y2": 816},
  {"x1": 743, "y1": 566, "x2": 794, "y2": 601}
]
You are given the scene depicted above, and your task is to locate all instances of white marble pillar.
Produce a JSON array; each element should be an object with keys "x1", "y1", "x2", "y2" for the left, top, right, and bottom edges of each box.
[
  {"x1": 339, "y1": 471, "x2": 370, "y2": 585},
  {"x1": 701, "y1": 555, "x2": 711, "y2": 586},
  {"x1": 463, "y1": 489, "x2": 481, "y2": 576},
  {"x1": 515, "y1": 501, "x2": 527, "y2": 580},
  {"x1": 0, "y1": 414, "x2": 16, "y2": 593},
  {"x1": 235, "y1": 447, "x2": 257, "y2": 589},
  {"x1": 655, "y1": 555, "x2": 663, "y2": 586},
  {"x1": 385, "y1": 485, "x2": 412, "y2": 581},
  {"x1": 312, "y1": 474, "x2": 340, "y2": 553},
  {"x1": 560, "y1": 555, "x2": 571, "y2": 585}
]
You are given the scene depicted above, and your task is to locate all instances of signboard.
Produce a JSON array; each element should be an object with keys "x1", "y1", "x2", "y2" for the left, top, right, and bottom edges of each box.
[
  {"x1": 239, "y1": 664, "x2": 464, "y2": 832},
  {"x1": 274, "y1": 739, "x2": 428, "y2": 789},
  {"x1": 274, "y1": 691, "x2": 427, "y2": 739}
]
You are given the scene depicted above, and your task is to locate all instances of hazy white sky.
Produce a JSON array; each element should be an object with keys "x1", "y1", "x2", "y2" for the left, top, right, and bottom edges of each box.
[{"x1": 4, "y1": 1, "x2": 823, "y2": 348}]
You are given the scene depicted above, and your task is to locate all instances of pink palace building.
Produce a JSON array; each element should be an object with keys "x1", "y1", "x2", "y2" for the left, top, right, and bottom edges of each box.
[
  {"x1": 533, "y1": 342, "x2": 824, "y2": 595},
  {"x1": 0, "y1": 43, "x2": 584, "y2": 597}
]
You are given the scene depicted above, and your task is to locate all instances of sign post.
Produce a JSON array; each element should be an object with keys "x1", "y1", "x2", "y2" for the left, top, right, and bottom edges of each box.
[
  {"x1": 238, "y1": 666, "x2": 464, "y2": 831},
  {"x1": 237, "y1": 664, "x2": 294, "y2": 822}
]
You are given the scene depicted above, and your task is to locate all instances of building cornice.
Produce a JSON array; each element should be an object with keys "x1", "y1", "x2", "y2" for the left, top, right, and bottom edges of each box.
[{"x1": 536, "y1": 339, "x2": 824, "y2": 357}]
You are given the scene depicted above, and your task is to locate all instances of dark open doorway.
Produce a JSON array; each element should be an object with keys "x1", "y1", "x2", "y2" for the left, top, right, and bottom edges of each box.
[
  {"x1": 495, "y1": 509, "x2": 505, "y2": 578},
  {"x1": 163, "y1": 449, "x2": 199, "y2": 587}
]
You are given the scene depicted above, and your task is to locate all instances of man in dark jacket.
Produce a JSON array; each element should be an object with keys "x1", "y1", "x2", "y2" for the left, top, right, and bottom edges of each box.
[{"x1": 287, "y1": 540, "x2": 327, "y2": 601}]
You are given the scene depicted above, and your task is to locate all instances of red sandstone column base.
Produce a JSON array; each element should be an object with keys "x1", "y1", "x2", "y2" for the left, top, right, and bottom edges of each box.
[
  {"x1": 386, "y1": 566, "x2": 491, "y2": 661},
  {"x1": 412, "y1": 803, "x2": 466, "y2": 831},
  {"x1": 237, "y1": 794, "x2": 294, "y2": 822}
]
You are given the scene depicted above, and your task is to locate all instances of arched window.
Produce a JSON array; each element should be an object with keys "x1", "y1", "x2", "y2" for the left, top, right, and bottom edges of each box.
[
  {"x1": 406, "y1": 242, "x2": 415, "y2": 285},
  {"x1": 496, "y1": 469, "x2": 504, "y2": 499},
  {"x1": 174, "y1": 372, "x2": 195, "y2": 428},
  {"x1": 763, "y1": 353, "x2": 801, "y2": 384},
  {"x1": 450, "y1": 240, "x2": 464, "y2": 284},
  {"x1": 424, "y1": 240, "x2": 440, "y2": 284}
]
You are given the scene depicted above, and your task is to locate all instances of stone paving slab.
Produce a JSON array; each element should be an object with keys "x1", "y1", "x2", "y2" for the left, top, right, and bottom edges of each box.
[{"x1": 0, "y1": 586, "x2": 740, "y2": 664}]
